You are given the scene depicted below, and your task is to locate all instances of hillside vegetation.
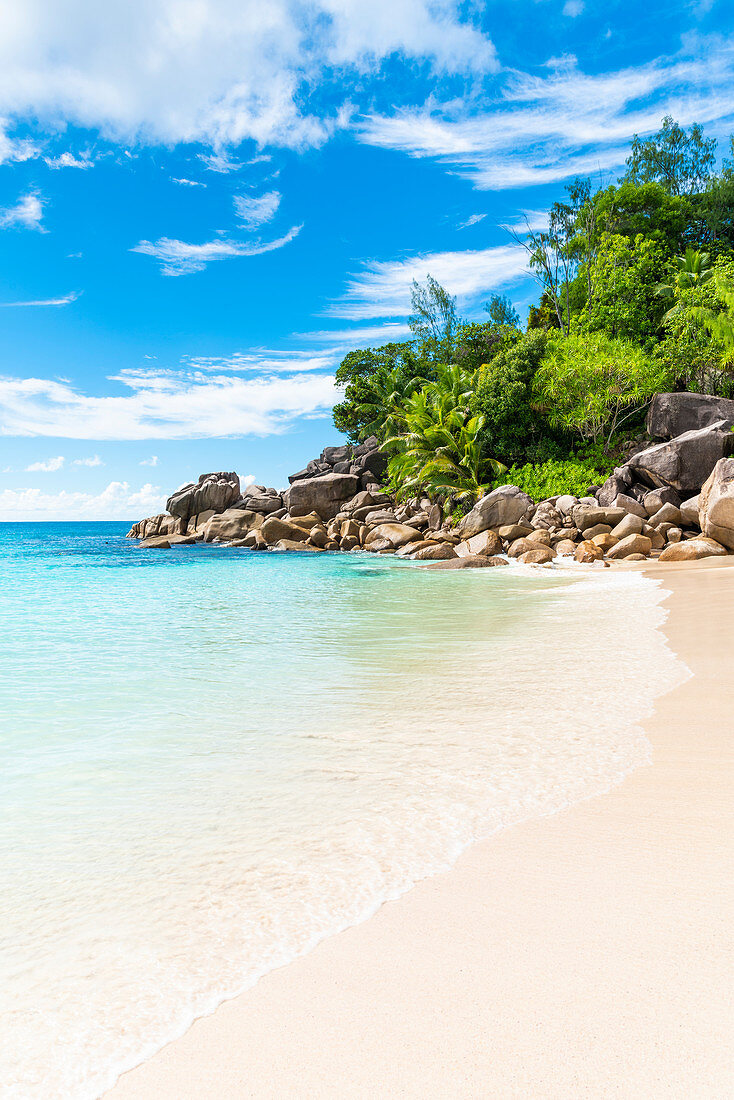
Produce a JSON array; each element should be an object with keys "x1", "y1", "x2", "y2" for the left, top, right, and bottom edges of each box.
[{"x1": 332, "y1": 117, "x2": 734, "y2": 507}]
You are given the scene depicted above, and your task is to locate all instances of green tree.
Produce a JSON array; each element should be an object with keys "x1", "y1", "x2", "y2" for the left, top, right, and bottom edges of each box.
[
  {"x1": 484, "y1": 293, "x2": 520, "y2": 328},
  {"x1": 534, "y1": 334, "x2": 673, "y2": 447},
  {"x1": 454, "y1": 319, "x2": 519, "y2": 373},
  {"x1": 472, "y1": 330, "x2": 555, "y2": 465},
  {"x1": 332, "y1": 342, "x2": 428, "y2": 442},
  {"x1": 655, "y1": 258, "x2": 734, "y2": 391},
  {"x1": 574, "y1": 231, "x2": 668, "y2": 345},
  {"x1": 409, "y1": 275, "x2": 459, "y2": 361},
  {"x1": 655, "y1": 248, "x2": 713, "y2": 323},
  {"x1": 623, "y1": 116, "x2": 717, "y2": 196},
  {"x1": 687, "y1": 263, "x2": 734, "y2": 367},
  {"x1": 383, "y1": 364, "x2": 505, "y2": 502},
  {"x1": 588, "y1": 180, "x2": 689, "y2": 254}
]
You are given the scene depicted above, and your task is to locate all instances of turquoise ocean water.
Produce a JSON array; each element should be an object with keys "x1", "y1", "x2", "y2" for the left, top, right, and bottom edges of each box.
[{"x1": 0, "y1": 524, "x2": 684, "y2": 1099}]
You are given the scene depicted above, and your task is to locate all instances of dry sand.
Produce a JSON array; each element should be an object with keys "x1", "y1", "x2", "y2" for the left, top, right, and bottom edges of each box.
[{"x1": 108, "y1": 559, "x2": 734, "y2": 1100}]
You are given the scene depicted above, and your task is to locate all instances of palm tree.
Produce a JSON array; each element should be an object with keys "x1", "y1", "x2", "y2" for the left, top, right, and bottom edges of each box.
[
  {"x1": 656, "y1": 248, "x2": 713, "y2": 322},
  {"x1": 356, "y1": 367, "x2": 423, "y2": 440},
  {"x1": 382, "y1": 366, "x2": 505, "y2": 502}
]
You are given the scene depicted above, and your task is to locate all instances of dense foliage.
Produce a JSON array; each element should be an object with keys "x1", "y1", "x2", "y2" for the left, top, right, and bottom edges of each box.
[{"x1": 332, "y1": 116, "x2": 734, "y2": 505}]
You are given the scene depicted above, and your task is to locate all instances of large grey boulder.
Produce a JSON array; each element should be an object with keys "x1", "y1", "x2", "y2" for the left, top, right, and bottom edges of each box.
[
  {"x1": 126, "y1": 513, "x2": 178, "y2": 539},
  {"x1": 459, "y1": 485, "x2": 533, "y2": 539},
  {"x1": 167, "y1": 472, "x2": 241, "y2": 523},
  {"x1": 364, "y1": 523, "x2": 423, "y2": 550},
  {"x1": 260, "y1": 516, "x2": 311, "y2": 545},
  {"x1": 646, "y1": 393, "x2": 734, "y2": 439},
  {"x1": 659, "y1": 537, "x2": 728, "y2": 561},
  {"x1": 286, "y1": 472, "x2": 360, "y2": 520},
  {"x1": 202, "y1": 508, "x2": 261, "y2": 543},
  {"x1": 699, "y1": 457, "x2": 734, "y2": 550},
  {"x1": 627, "y1": 421, "x2": 734, "y2": 496}
]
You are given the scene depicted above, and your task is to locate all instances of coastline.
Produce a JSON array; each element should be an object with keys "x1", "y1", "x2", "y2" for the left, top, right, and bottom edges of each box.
[{"x1": 108, "y1": 558, "x2": 734, "y2": 1100}]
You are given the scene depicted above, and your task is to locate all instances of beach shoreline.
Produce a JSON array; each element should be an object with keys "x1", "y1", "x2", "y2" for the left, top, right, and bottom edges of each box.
[{"x1": 108, "y1": 558, "x2": 734, "y2": 1100}]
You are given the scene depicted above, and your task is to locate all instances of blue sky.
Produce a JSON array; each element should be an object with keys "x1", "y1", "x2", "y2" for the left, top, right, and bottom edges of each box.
[{"x1": 1, "y1": 0, "x2": 733, "y2": 519}]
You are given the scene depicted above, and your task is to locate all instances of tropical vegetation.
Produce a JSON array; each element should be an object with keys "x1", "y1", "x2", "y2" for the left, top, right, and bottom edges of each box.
[{"x1": 332, "y1": 117, "x2": 734, "y2": 509}]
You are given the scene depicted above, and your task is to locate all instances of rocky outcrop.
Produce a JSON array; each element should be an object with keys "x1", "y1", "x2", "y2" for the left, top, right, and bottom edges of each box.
[
  {"x1": 260, "y1": 516, "x2": 311, "y2": 544},
  {"x1": 287, "y1": 472, "x2": 361, "y2": 520},
  {"x1": 202, "y1": 508, "x2": 262, "y2": 543},
  {"x1": 127, "y1": 513, "x2": 182, "y2": 539},
  {"x1": 659, "y1": 537, "x2": 729, "y2": 561},
  {"x1": 459, "y1": 485, "x2": 533, "y2": 539},
  {"x1": 288, "y1": 437, "x2": 386, "y2": 487},
  {"x1": 167, "y1": 472, "x2": 241, "y2": 524},
  {"x1": 424, "y1": 555, "x2": 508, "y2": 569},
  {"x1": 698, "y1": 457, "x2": 734, "y2": 550},
  {"x1": 364, "y1": 522, "x2": 422, "y2": 550},
  {"x1": 646, "y1": 392, "x2": 734, "y2": 439},
  {"x1": 626, "y1": 421, "x2": 734, "y2": 497}
]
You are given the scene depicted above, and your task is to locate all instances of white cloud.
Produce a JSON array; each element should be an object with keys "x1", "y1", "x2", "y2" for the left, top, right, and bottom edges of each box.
[
  {"x1": 0, "y1": 481, "x2": 166, "y2": 521},
  {"x1": 171, "y1": 176, "x2": 206, "y2": 187},
  {"x1": 234, "y1": 190, "x2": 281, "y2": 228},
  {"x1": 131, "y1": 224, "x2": 302, "y2": 275},
  {"x1": 73, "y1": 454, "x2": 103, "y2": 466},
  {"x1": 25, "y1": 455, "x2": 65, "y2": 471},
  {"x1": 0, "y1": 1, "x2": 495, "y2": 152},
  {"x1": 185, "y1": 349, "x2": 336, "y2": 373},
  {"x1": 297, "y1": 322, "x2": 413, "y2": 345},
  {"x1": 503, "y1": 209, "x2": 550, "y2": 233},
  {"x1": 328, "y1": 244, "x2": 529, "y2": 319},
  {"x1": 140, "y1": 455, "x2": 159, "y2": 466},
  {"x1": 0, "y1": 365, "x2": 337, "y2": 440},
  {"x1": 357, "y1": 40, "x2": 734, "y2": 190},
  {"x1": 562, "y1": 0, "x2": 584, "y2": 16},
  {"x1": 0, "y1": 120, "x2": 40, "y2": 164},
  {"x1": 45, "y1": 150, "x2": 92, "y2": 168},
  {"x1": 0, "y1": 290, "x2": 80, "y2": 307},
  {"x1": 0, "y1": 191, "x2": 45, "y2": 230},
  {"x1": 458, "y1": 213, "x2": 486, "y2": 229}
]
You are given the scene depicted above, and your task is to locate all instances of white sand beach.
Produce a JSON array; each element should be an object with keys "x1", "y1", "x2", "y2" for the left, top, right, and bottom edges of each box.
[{"x1": 109, "y1": 558, "x2": 734, "y2": 1100}]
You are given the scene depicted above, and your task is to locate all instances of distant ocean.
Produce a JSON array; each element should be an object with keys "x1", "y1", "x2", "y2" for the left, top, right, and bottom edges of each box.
[{"x1": 0, "y1": 523, "x2": 684, "y2": 1099}]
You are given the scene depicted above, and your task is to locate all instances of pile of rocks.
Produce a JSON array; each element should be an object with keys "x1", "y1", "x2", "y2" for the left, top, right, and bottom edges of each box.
[{"x1": 127, "y1": 392, "x2": 734, "y2": 566}]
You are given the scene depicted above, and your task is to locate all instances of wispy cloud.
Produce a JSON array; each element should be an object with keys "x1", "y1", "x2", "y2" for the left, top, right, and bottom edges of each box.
[
  {"x1": 502, "y1": 209, "x2": 550, "y2": 233},
  {"x1": 25, "y1": 455, "x2": 65, "y2": 472},
  {"x1": 0, "y1": 482, "x2": 166, "y2": 521},
  {"x1": 131, "y1": 225, "x2": 302, "y2": 275},
  {"x1": 296, "y1": 323, "x2": 413, "y2": 346},
  {"x1": 0, "y1": 191, "x2": 45, "y2": 230},
  {"x1": 563, "y1": 0, "x2": 585, "y2": 16},
  {"x1": 0, "y1": 122, "x2": 39, "y2": 165},
  {"x1": 73, "y1": 454, "x2": 103, "y2": 466},
  {"x1": 0, "y1": 290, "x2": 81, "y2": 307},
  {"x1": 45, "y1": 150, "x2": 93, "y2": 169},
  {"x1": 140, "y1": 455, "x2": 159, "y2": 466},
  {"x1": 328, "y1": 244, "x2": 529, "y2": 320},
  {"x1": 171, "y1": 176, "x2": 206, "y2": 187},
  {"x1": 199, "y1": 151, "x2": 243, "y2": 173},
  {"x1": 357, "y1": 39, "x2": 734, "y2": 190},
  {"x1": 0, "y1": 364, "x2": 337, "y2": 440},
  {"x1": 234, "y1": 190, "x2": 281, "y2": 229},
  {"x1": 185, "y1": 349, "x2": 335, "y2": 373},
  {"x1": 458, "y1": 213, "x2": 487, "y2": 229}
]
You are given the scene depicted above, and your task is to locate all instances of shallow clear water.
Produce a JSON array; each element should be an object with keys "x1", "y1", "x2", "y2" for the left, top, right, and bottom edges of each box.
[{"x1": 0, "y1": 524, "x2": 683, "y2": 1099}]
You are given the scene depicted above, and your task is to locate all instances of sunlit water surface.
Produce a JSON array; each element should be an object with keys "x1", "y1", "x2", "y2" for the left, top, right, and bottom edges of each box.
[{"x1": 0, "y1": 523, "x2": 684, "y2": 1099}]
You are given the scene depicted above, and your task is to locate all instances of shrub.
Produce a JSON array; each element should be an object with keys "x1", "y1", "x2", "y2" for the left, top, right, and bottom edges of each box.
[
  {"x1": 472, "y1": 330, "x2": 557, "y2": 465},
  {"x1": 534, "y1": 333, "x2": 673, "y2": 447},
  {"x1": 495, "y1": 458, "x2": 615, "y2": 502}
]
